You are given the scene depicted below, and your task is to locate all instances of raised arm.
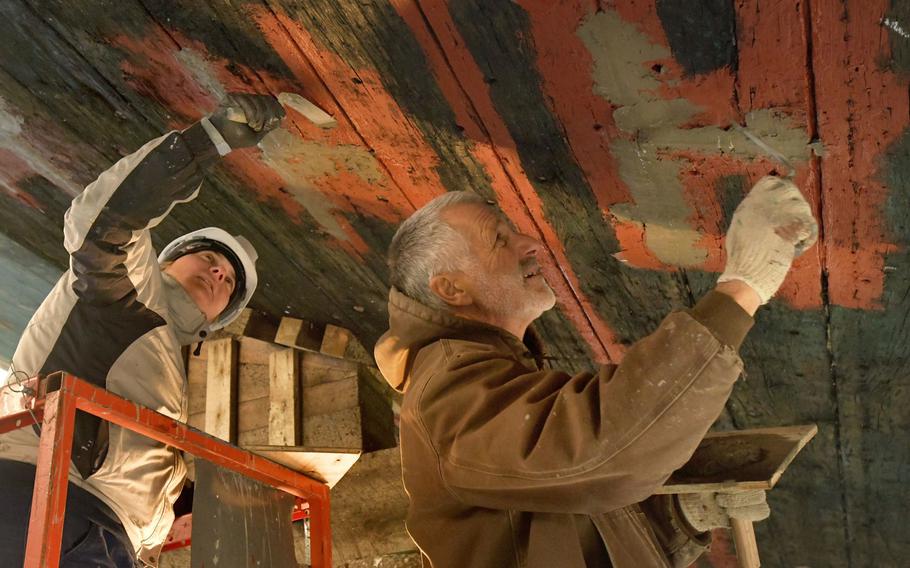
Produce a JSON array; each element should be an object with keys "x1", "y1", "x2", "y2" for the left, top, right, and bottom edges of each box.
[
  {"x1": 420, "y1": 291, "x2": 752, "y2": 513},
  {"x1": 63, "y1": 94, "x2": 283, "y2": 303},
  {"x1": 424, "y1": 176, "x2": 818, "y2": 513}
]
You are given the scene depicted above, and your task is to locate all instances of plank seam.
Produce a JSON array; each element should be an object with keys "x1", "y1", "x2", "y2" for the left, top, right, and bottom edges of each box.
[
  {"x1": 801, "y1": 0, "x2": 853, "y2": 563},
  {"x1": 410, "y1": 0, "x2": 616, "y2": 361},
  {"x1": 259, "y1": 0, "x2": 420, "y2": 212}
]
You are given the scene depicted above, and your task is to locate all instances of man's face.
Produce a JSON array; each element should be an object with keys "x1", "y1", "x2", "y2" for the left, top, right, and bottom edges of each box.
[
  {"x1": 163, "y1": 250, "x2": 236, "y2": 322},
  {"x1": 442, "y1": 202, "x2": 556, "y2": 327}
]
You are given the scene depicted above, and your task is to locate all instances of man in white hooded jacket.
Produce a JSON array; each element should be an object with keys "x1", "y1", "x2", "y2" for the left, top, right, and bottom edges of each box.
[{"x1": 0, "y1": 93, "x2": 284, "y2": 567}]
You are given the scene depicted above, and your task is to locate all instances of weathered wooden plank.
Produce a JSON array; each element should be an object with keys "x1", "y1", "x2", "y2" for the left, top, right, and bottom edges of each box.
[
  {"x1": 216, "y1": 308, "x2": 279, "y2": 343},
  {"x1": 817, "y1": 2, "x2": 910, "y2": 562},
  {"x1": 243, "y1": 446, "x2": 360, "y2": 488},
  {"x1": 269, "y1": 348, "x2": 301, "y2": 445},
  {"x1": 312, "y1": 448, "x2": 414, "y2": 564},
  {"x1": 320, "y1": 323, "x2": 353, "y2": 358},
  {"x1": 275, "y1": 316, "x2": 325, "y2": 352},
  {"x1": 204, "y1": 338, "x2": 238, "y2": 442}
]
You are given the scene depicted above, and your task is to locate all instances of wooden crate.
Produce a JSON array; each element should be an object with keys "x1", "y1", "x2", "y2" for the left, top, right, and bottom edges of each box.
[{"x1": 184, "y1": 311, "x2": 398, "y2": 486}]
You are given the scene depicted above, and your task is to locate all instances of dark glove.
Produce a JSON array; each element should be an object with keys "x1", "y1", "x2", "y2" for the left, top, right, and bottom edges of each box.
[{"x1": 208, "y1": 93, "x2": 286, "y2": 149}]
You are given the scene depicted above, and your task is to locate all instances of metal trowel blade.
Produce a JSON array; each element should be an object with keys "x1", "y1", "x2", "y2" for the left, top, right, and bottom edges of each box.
[{"x1": 278, "y1": 92, "x2": 337, "y2": 129}]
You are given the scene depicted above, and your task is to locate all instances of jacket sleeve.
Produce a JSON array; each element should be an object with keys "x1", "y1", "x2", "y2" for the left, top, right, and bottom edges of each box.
[
  {"x1": 63, "y1": 121, "x2": 220, "y2": 304},
  {"x1": 419, "y1": 292, "x2": 753, "y2": 514}
]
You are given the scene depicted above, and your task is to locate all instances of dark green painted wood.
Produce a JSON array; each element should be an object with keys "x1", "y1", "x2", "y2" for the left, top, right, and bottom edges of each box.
[
  {"x1": 827, "y1": 126, "x2": 910, "y2": 565},
  {"x1": 0, "y1": 232, "x2": 60, "y2": 363}
]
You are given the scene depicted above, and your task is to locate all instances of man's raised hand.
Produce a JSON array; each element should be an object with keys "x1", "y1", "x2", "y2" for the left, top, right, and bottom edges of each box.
[
  {"x1": 718, "y1": 176, "x2": 819, "y2": 304},
  {"x1": 208, "y1": 93, "x2": 286, "y2": 150}
]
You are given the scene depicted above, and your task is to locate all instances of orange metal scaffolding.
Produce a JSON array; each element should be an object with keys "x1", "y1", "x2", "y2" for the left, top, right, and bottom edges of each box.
[{"x1": 0, "y1": 372, "x2": 331, "y2": 567}]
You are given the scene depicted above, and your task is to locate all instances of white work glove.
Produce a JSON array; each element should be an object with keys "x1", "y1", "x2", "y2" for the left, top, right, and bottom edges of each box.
[
  {"x1": 677, "y1": 490, "x2": 771, "y2": 532},
  {"x1": 718, "y1": 176, "x2": 818, "y2": 303}
]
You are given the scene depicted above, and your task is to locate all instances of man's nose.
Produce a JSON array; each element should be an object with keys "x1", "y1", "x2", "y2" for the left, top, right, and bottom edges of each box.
[
  {"x1": 517, "y1": 233, "x2": 542, "y2": 257},
  {"x1": 211, "y1": 265, "x2": 225, "y2": 281}
]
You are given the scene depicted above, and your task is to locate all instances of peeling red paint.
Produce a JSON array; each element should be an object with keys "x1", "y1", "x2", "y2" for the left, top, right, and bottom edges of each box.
[
  {"x1": 521, "y1": 1, "x2": 736, "y2": 272},
  {"x1": 0, "y1": 148, "x2": 45, "y2": 211},
  {"x1": 112, "y1": 23, "x2": 389, "y2": 255},
  {"x1": 736, "y1": 1, "x2": 813, "y2": 116},
  {"x1": 611, "y1": 219, "x2": 666, "y2": 270},
  {"x1": 249, "y1": 6, "x2": 443, "y2": 214},
  {"x1": 809, "y1": 0, "x2": 906, "y2": 309},
  {"x1": 222, "y1": 150, "x2": 370, "y2": 257},
  {"x1": 112, "y1": 30, "x2": 218, "y2": 124},
  {"x1": 222, "y1": 150, "x2": 306, "y2": 220},
  {"x1": 400, "y1": 0, "x2": 621, "y2": 363},
  {"x1": 518, "y1": 1, "x2": 630, "y2": 211},
  {"x1": 731, "y1": 0, "x2": 825, "y2": 311},
  {"x1": 673, "y1": 152, "x2": 823, "y2": 309}
]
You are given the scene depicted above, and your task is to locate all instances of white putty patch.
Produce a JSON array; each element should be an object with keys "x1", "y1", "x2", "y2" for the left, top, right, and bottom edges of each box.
[
  {"x1": 577, "y1": 9, "x2": 811, "y2": 267},
  {"x1": 0, "y1": 96, "x2": 23, "y2": 139},
  {"x1": 883, "y1": 17, "x2": 910, "y2": 39},
  {"x1": 175, "y1": 47, "x2": 227, "y2": 104},
  {"x1": 0, "y1": 96, "x2": 81, "y2": 197},
  {"x1": 259, "y1": 129, "x2": 385, "y2": 241}
]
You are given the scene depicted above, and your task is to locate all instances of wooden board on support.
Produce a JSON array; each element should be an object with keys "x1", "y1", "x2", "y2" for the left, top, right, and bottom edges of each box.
[
  {"x1": 203, "y1": 338, "x2": 238, "y2": 443},
  {"x1": 244, "y1": 445, "x2": 361, "y2": 489},
  {"x1": 269, "y1": 348, "x2": 301, "y2": 446},
  {"x1": 656, "y1": 424, "x2": 818, "y2": 495},
  {"x1": 275, "y1": 316, "x2": 375, "y2": 366}
]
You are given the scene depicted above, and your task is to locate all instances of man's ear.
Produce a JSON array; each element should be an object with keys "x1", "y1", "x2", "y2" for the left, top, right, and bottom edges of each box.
[{"x1": 428, "y1": 272, "x2": 473, "y2": 307}]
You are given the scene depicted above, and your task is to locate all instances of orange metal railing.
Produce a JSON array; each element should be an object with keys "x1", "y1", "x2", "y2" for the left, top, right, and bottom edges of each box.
[{"x1": 0, "y1": 372, "x2": 331, "y2": 567}]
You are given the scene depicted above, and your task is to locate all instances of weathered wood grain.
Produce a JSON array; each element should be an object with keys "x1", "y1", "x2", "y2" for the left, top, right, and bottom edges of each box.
[
  {"x1": 269, "y1": 347, "x2": 301, "y2": 445},
  {"x1": 0, "y1": 1, "x2": 907, "y2": 566},
  {"x1": 203, "y1": 338, "x2": 238, "y2": 442}
]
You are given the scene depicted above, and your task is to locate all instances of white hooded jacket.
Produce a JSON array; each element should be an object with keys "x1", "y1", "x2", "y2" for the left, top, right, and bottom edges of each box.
[{"x1": 0, "y1": 121, "x2": 223, "y2": 566}]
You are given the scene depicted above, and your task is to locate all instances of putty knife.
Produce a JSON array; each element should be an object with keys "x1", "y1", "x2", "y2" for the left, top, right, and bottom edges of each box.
[{"x1": 226, "y1": 92, "x2": 337, "y2": 129}]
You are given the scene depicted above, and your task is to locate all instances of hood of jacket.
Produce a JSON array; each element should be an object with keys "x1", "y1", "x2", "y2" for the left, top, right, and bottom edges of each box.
[
  {"x1": 161, "y1": 272, "x2": 208, "y2": 345},
  {"x1": 374, "y1": 287, "x2": 529, "y2": 392}
]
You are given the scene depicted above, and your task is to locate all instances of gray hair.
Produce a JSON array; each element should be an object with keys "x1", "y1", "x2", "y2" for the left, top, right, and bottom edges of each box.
[{"x1": 388, "y1": 191, "x2": 488, "y2": 309}]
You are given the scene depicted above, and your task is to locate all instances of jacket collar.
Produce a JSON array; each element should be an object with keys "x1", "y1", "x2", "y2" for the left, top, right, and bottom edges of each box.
[
  {"x1": 161, "y1": 273, "x2": 208, "y2": 345},
  {"x1": 374, "y1": 287, "x2": 536, "y2": 393}
]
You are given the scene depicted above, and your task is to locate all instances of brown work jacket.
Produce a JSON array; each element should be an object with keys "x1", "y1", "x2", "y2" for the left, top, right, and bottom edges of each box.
[{"x1": 375, "y1": 288, "x2": 753, "y2": 568}]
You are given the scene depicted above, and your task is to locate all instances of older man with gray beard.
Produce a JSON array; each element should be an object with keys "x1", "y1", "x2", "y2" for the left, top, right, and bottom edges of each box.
[{"x1": 375, "y1": 179, "x2": 817, "y2": 568}]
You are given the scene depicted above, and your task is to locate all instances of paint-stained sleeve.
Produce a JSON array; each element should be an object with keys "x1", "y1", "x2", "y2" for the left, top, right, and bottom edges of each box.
[
  {"x1": 63, "y1": 122, "x2": 220, "y2": 304},
  {"x1": 420, "y1": 310, "x2": 747, "y2": 514}
]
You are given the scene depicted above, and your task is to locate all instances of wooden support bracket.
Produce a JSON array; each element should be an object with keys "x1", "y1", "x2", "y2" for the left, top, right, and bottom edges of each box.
[
  {"x1": 204, "y1": 338, "x2": 238, "y2": 443},
  {"x1": 269, "y1": 348, "x2": 301, "y2": 446}
]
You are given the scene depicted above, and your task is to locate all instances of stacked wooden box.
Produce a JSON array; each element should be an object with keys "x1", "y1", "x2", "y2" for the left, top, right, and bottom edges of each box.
[{"x1": 184, "y1": 310, "x2": 398, "y2": 486}]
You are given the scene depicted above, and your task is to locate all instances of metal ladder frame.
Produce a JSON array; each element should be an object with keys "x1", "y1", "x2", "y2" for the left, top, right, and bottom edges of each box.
[{"x1": 0, "y1": 372, "x2": 331, "y2": 567}]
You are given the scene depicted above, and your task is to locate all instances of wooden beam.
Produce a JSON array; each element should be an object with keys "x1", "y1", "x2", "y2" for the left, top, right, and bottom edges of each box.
[
  {"x1": 217, "y1": 307, "x2": 279, "y2": 343},
  {"x1": 204, "y1": 338, "x2": 238, "y2": 443},
  {"x1": 275, "y1": 316, "x2": 325, "y2": 351},
  {"x1": 319, "y1": 323, "x2": 352, "y2": 358},
  {"x1": 243, "y1": 446, "x2": 360, "y2": 488},
  {"x1": 269, "y1": 348, "x2": 301, "y2": 446}
]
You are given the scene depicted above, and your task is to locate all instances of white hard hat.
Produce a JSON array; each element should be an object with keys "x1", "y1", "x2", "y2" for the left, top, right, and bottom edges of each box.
[{"x1": 158, "y1": 227, "x2": 258, "y2": 331}]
